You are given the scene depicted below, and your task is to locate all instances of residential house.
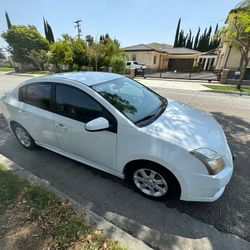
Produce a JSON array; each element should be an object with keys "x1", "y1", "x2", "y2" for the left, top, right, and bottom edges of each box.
[
  {"x1": 215, "y1": 9, "x2": 250, "y2": 71},
  {"x1": 124, "y1": 42, "x2": 201, "y2": 72}
]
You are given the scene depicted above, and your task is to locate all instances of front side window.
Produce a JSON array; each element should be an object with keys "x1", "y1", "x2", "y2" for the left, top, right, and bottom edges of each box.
[
  {"x1": 55, "y1": 84, "x2": 103, "y2": 123},
  {"x1": 92, "y1": 77, "x2": 167, "y2": 126},
  {"x1": 19, "y1": 83, "x2": 51, "y2": 111}
]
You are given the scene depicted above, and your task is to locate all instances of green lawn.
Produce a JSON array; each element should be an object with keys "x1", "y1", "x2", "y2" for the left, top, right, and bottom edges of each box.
[
  {"x1": 0, "y1": 66, "x2": 14, "y2": 72},
  {"x1": 0, "y1": 164, "x2": 126, "y2": 250},
  {"x1": 25, "y1": 70, "x2": 50, "y2": 75},
  {"x1": 204, "y1": 84, "x2": 250, "y2": 93}
]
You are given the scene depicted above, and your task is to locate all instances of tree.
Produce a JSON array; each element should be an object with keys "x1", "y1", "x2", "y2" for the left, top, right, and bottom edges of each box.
[
  {"x1": 111, "y1": 56, "x2": 125, "y2": 73},
  {"x1": 186, "y1": 30, "x2": 193, "y2": 48},
  {"x1": 46, "y1": 21, "x2": 55, "y2": 43},
  {"x1": 0, "y1": 48, "x2": 6, "y2": 60},
  {"x1": 49, "y1": 35, "x2": 73, "y2": 72},
  {"x1": 193, "y1": 27, "x2": 200, "y2": 50},
  {"x1": 172, "y1": 18, "x2": 220, "y2": 51},
  {"x1": 49, "y1": 34, "x2": 88, "y2": 72},
  {"x1": 208, "y1": 24, "x2": 221, "y2": 51},
  {"x1": 99, "y1": 34, "x2": 124, "y2": 67},
  {"x1": 71, "y1": 38, "x2": 88, "y2": 70},
  {"x1": 87, "y1": 42, "x2": 105, "y2": 71},
  {"x1": 5, "y1": 12, "x2": 12, "y2": 29},
  {"x1": 221, "y1": 3, "x2": 250, "y2": 89},
  {"x1": 178, "y1": 30, "x2": 184, "y2": 47},
  {"x1": 43, "y1": 18, "x2": 48, "y2": 40},
  {"x1": 43, "y1": 18, "x2": 55, "y2": 43},
  {"x1": 1, "y1": 25, "x2": 49, "y2": 65},
  {"x1": 86, "y1": 35, "x2": 94, "y2": 47},
  {"x1": 236, "y1": 0, "x2": 250, "y2": 8},
  {"x1": 26, "y1": 49, "x2": 48, "y2": 71},
  {"x1": 174, "y1": 18, "x2": 181, "y2": 47}
]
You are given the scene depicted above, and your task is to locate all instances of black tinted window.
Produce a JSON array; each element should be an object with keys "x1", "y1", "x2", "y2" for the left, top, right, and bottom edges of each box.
[
  {"x1": 56, "y1": 84, "x2": 103, "y2": 123},
  {"x1": 19, "y1": 83, "x2": 51, "y2": 111}
]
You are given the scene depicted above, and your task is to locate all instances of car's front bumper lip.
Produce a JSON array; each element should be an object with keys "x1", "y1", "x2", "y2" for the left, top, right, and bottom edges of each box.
[{"x1": 180, "y1": 164, "x2": 233, "y2": 202}]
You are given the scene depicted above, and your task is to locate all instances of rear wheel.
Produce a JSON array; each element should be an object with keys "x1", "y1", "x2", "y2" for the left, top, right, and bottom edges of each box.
[
  {"x1": 12, "y1": 123, "x2": 36, "y2": 149},
  {"x1": 127, "y1": 164, "x2": 178, "y2": 200}
]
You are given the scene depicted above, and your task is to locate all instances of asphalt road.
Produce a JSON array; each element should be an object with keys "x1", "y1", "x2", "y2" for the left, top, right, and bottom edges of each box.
[{"x1": 0, "y1": 74, "x2": 250, "y2": 247}]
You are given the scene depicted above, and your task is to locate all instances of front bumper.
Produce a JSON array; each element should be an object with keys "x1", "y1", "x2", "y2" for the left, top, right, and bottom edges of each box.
[{"x1": 180, "y1": 151, "x2": 234, "y2": 202}]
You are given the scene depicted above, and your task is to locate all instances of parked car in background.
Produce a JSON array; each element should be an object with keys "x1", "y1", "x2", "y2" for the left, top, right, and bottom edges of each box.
[
  {"x1": 126, "y1": 61, "x2": 146, "y2": 71},
  {"x1": 0, "y1": 72, "x2": 233, "y2": 202}
]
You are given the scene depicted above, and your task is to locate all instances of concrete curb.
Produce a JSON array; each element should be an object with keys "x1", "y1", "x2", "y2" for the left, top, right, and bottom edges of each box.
[
  {"x1": 5, "y1": 72, "x2": 43, "y2": 77},
  {"x1": 135, "y1": 76, "x2": 218, "y2": 84},
  {"x1": 203, "y1": 89, "x2": 250, "y2": 96},
  {"x1": 0, "y1": 154, "x2": 152, "y2": 250}
]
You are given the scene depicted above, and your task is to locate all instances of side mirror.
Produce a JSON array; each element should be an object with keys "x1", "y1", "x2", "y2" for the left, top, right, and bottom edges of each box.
[{"x1": 85, "y1": 117, "x2": 109, "y2": 132}]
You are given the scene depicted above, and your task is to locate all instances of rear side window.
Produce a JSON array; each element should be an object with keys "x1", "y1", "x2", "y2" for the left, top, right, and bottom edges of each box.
[
  {"x1": 19, "y1": 83, "x2": 52, "y2": 111},
  {"x1": 55, "y1": 84, "x2": 103, "y2": 123}
]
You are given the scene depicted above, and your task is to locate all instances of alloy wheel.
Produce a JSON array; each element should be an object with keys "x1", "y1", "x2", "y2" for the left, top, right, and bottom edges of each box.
[
  {"x1": 133, "y1": 168, "x2": 168, "y2": 197},
  {"x1": 15, "y1": 127, "x2": 31, "y2": 148}
]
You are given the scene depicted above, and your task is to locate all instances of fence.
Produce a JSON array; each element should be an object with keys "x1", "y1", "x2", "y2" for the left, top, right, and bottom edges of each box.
[{"x1": 134, "y1": 68, "x2": 222, "y2": 82}]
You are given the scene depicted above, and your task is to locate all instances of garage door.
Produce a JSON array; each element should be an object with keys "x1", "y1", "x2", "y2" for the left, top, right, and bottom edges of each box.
[{"x1": 168, "y1": 59, "x2": 194, "y2": 72}]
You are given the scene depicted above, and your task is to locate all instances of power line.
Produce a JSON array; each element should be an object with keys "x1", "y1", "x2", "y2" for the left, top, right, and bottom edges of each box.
[{"x1": 74, "y1": 20, "x2": 82, "y2": 39}]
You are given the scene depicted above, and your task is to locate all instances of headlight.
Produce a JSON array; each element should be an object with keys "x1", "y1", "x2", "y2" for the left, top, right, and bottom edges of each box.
[{"x1": 190, "y1": 148, "x2": 225, "y2": 175}]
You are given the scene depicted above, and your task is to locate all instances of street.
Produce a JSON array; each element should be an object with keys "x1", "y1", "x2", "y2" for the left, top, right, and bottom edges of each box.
[{"x1": 0, "y1": 74, "x2": 250, "y2": 249}]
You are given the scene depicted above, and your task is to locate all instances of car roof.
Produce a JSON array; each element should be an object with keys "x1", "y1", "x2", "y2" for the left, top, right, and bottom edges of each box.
[{"x1": 29, "y1": 72, "x2": 122, "y2": 86}]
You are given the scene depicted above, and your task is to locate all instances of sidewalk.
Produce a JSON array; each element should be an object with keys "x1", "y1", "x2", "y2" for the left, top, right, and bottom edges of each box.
[
  {"x1": 136, "y1": 78, "x2": 250, "y2": 96},
  {"x1": 137, "y1": 78, "x2": 210, "y2": 91}
]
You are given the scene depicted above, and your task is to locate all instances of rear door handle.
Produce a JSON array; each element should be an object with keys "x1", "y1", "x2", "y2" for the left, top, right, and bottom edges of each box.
[{"x1": 55, "y1": 123, "x2": 67, "y2": 131}]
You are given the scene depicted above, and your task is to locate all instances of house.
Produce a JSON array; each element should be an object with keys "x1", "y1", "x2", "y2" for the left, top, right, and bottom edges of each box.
[
  {"x1": 124, "y1": 42, "x2": 201, "y2": 72},
  {"x1": 197, "y1": 50, "x2": 218, "y2": 71},
  {"x1": 216, "y1": 43, "x2": 250, "y2": 71},
  {"x1": 215, "y1": 9, "x2": 250, "y2": 71}
]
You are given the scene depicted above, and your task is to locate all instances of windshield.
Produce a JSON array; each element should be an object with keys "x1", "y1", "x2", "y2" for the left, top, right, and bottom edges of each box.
[{"x1": 92, "y1": 77, "x2": 167, "y2": 125}]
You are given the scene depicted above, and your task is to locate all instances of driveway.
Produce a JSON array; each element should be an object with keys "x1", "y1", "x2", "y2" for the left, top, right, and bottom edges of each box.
[{"x1": 0, "y1": 74, "x2": 250, "y2": 249}]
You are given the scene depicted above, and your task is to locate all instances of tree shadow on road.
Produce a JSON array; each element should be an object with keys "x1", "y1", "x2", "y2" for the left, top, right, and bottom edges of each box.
[
  {"x1": 166, "y1": 112, "x2": 250, "y2": 242},
  {"x1": 1, "y1": 111, "x2": 250, "y2": 249}
]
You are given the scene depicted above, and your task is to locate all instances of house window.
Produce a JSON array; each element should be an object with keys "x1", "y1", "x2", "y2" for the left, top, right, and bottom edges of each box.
[
  {"x1": 132, "y1": 54, "x2": 136, "y2": 61},
  {"x1": 153, "y1": 56, "x2": 157, "y2": 64}
]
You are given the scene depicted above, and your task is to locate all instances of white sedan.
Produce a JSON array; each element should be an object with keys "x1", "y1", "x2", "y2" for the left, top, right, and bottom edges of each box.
[{"x1": 0, "y1": 72, "x2": 233, "y2": 201}]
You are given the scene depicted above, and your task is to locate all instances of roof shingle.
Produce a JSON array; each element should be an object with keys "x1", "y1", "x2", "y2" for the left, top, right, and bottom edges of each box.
[{"x1": 124, "y1": 43, "x2": 201, "y2": 54}]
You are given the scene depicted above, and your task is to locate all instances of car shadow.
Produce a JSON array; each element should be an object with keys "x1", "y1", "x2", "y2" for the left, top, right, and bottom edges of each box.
[{"x1": 0, "y1": 112, "x2": 249, "y2": 249}]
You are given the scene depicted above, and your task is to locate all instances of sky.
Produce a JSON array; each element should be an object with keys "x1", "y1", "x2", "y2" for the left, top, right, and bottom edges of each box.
[{"x1": 0, "y1": 0, "x2": 240, "y2": 49}]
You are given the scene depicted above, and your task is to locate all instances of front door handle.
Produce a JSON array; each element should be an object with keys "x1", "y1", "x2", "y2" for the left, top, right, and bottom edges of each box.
[
  {"x1": 18, "y1": 110, "x2": 30, "y2": 116},
  {"x1": 55, "y1": 123, "x2": 67, "y2": 131}
]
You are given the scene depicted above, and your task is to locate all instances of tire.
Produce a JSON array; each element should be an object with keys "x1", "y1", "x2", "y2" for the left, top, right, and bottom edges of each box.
[
  {"x1": 127, "y1": 164, "x2": 178, "y2": 200},
  {"x1": 12, "y1": 123, "x2": 36, "y2": 150}
]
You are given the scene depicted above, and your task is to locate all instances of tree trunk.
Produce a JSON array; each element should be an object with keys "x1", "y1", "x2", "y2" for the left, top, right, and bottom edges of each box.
[
  {"x1": 239, "y1": 51, "x2": 244, "y2": 70},
  {"x1": 95, "y1": 59, "x2": 98, "y2": 71},
  {"x1": 237, "y1": 56, "x2": 249, "y2": 90}
]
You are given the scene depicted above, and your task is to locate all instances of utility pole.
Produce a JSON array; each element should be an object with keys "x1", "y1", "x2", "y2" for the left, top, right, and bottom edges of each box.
[{"x1": 74, "y1": 20, "x2": 82, "y2": 39}]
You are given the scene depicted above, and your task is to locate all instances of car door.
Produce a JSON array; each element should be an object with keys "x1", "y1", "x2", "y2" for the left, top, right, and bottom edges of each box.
[
  {"x1": 18, "y1": 82, "x2": 58, "y2": 148},
  {"x1": 52, "y1": 82, "x2": 117, "y2": 171}
]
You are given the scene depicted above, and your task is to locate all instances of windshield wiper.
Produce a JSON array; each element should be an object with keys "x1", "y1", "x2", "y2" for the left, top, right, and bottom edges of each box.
[
  {"x1": 135, "y1": 98, "x2": 167, "y2": 125},
  {"x1": 134, "y1": 114, "x2": 156, "y2": 124}
]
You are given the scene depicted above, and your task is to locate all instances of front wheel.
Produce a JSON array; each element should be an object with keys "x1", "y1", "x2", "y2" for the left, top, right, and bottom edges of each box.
[
  {"x1": 128, "y1": 165, "x2": 178, "y2": 200},
  {"x1": 12, "y1": 123, "x2": 36, "y2": 149}
]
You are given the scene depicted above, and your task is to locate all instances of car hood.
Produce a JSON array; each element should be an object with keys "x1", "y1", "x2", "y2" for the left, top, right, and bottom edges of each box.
[{"x1": 142, "y1": 100, "x2": 227, "y2": 156}]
